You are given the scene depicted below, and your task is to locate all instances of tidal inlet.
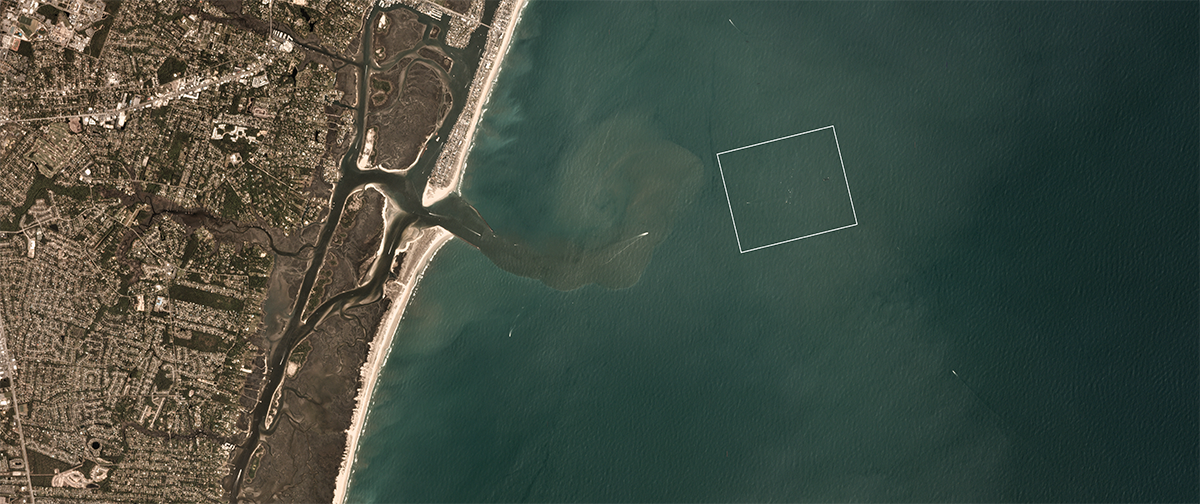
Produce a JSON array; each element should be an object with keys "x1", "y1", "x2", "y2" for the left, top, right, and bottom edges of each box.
[{"x1": 440, "y1": 112, "x2": 705, "y2": 290}]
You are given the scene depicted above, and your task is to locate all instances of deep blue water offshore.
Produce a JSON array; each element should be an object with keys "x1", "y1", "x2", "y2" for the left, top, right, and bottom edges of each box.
[{"x1": 347, "y1": 2, "x2": 1198, "y2": 502}]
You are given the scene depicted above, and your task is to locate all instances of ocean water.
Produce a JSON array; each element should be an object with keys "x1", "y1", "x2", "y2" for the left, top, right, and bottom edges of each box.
[{"x1": 347, "y1": 2, "x2": 1198, "y2": 502}]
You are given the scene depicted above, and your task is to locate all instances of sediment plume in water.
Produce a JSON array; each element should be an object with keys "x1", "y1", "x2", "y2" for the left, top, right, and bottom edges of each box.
[{"x1": 431, "y1": 113, "x2": 705, "y2": 290}]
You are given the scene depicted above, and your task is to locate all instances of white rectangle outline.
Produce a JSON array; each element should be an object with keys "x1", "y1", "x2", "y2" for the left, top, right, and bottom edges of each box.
[{"x1": 716, "y1": 125, "x2": 858, "y2": 254}]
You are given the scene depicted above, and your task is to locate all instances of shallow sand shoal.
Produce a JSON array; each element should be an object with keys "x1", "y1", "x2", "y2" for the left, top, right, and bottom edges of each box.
[{"x1": 331, "y1": 225, "x2": 454, "y2": 504}]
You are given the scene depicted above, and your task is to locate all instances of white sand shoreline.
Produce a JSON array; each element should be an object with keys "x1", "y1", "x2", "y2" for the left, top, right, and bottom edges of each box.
[
  {"x1": 422, "y1": 0, "x2": 530, "y2": 206},
  {"x1": 332, "y1": 0, "x2": 529, "y2": 501},
  {"x1": 331, "y1": 225, "x2": 453, "y2": 504}
]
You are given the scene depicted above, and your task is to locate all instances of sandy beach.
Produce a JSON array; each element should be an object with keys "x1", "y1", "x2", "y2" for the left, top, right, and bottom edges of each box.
[
  {"x1": 332, "y1": 0, "x2": 529, "y2": 501},
  {"x1": 422, "y1": 0, "x2": 530, "y2": 207},
  {"x1": 332, "y1": 224, "x2": 453, "y2": 504}
]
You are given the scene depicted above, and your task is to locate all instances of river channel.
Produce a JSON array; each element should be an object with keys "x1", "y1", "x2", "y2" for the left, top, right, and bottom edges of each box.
[{"x1": 225, "y1": 3, "x2": 497, "y2": 500}]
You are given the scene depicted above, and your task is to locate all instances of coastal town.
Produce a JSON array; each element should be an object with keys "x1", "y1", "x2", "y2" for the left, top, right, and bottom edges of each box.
[
  {"x1": 423, "y1": 0, "x2": 521, "y2": 206},
  {"x1": 0, "y1": 0, "x2": 524, "y2": 499}
]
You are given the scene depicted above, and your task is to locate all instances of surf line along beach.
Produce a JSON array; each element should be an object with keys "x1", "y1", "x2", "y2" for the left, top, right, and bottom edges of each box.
[{"x1": 332, "y1": 0, "x2": 530, "y2": 502}]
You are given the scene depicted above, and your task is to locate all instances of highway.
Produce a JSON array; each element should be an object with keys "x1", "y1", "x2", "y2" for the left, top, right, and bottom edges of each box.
[{"x1": 0, "y1": 64, "x2": 262, "y2": 125}]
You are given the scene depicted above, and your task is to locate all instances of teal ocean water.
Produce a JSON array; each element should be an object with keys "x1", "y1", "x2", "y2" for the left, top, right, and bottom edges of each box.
[{"x1": 347, "y1": 2, "x2": 1198, "y2": 501}]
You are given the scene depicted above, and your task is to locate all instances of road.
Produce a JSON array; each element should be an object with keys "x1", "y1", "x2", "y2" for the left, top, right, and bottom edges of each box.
[
  {"x1": 0, "y1": 64, "x2": 263, "y2": 125},
  {"x1": 0, "y1": 312, "x2": 35, "y2": 504}
]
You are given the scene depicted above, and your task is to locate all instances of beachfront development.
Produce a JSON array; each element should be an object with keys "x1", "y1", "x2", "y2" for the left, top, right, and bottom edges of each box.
[
  {"x1": 337, "y1": 0, "x2": 526, "y2": 499},
  {"x1": 331, "y1": 221, "x2": 453, "y2": 504},
  {"x1": 423, "y1": 0, "x2": 526, "y2": 207}
]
